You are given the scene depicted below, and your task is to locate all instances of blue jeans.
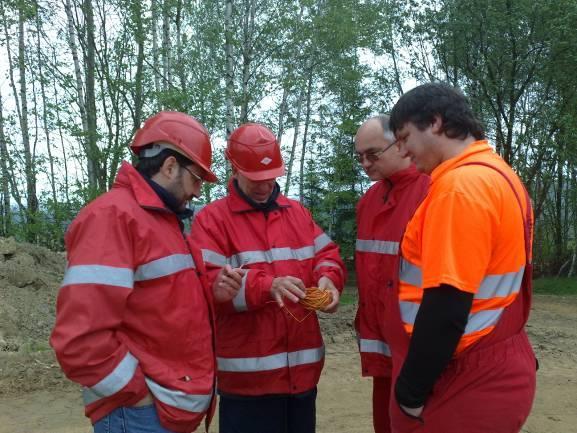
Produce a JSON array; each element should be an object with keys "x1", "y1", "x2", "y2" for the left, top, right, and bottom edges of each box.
[{"x1": 93, "y1": 404, "x2": 176, "y2": 433}]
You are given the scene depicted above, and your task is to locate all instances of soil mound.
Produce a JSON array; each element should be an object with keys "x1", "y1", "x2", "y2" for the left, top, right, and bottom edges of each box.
[{"x1": 0, "y1": 237, "x2": 68, "y2": 394}]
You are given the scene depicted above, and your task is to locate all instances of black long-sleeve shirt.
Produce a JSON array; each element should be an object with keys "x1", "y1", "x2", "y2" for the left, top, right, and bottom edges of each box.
[{"x1": 395, "y1": 284, "x2": 474, "y2": 408}]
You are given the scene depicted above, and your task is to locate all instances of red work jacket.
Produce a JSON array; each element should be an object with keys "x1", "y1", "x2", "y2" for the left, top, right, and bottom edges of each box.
[
  {"x1": 190, "y1": 180, "x2": 346, "y2": 396},
  {"x1": 50, "y1": 162, "x2": 215, "y2": 432},
  {"x1": 355, "y1": 166, "x2": 429, "y2": 377}
]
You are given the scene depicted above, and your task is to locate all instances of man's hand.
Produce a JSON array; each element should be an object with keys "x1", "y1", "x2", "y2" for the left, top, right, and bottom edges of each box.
[
  {"x1": 270, "y1": 276, "x2": 306, "y2": 308},
  {"x1": 318, "y1": 276, "x2": 340, "y2": 313},
  {"x1": 213, "y1": 265, "x2": 245, "y2": 303}
]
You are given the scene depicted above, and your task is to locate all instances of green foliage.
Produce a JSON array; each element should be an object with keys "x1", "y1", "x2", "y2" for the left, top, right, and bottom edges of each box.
[{"x1": 1, "y1": 0, "x2": 576, "y2": 279}]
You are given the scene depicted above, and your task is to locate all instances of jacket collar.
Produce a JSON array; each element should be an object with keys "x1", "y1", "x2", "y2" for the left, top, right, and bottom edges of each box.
[
  {"x1": 387, "y1": 164, "x2": 423, "y2": 188},
  {"x1": 227, "y1": 178, "x2": 291, "y2": 213},
  {"x1": 378, "y1": 164, "x2": 428, "y2": 204}
]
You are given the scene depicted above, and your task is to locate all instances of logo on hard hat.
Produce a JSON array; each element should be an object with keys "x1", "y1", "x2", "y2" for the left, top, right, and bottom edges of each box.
[{"x1": 260, "y1": 157, "x2": 272, "y2": 166}]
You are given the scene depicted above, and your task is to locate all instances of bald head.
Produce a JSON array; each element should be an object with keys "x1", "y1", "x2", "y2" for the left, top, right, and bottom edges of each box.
[
  {"x1": 355, "y1": 115, "x2": 410, "y2": 181},
  {"x1": 356, "y1": 115, "x2": 395, "y2": 143}
]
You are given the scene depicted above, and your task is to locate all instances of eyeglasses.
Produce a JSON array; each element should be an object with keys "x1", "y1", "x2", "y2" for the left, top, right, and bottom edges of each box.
[
  {"x1": 181, "y1": 165, "x2": 203, "y2": 184},
  {"x1": 355, "y1": 139, "x2": 398, "y2": 163}
]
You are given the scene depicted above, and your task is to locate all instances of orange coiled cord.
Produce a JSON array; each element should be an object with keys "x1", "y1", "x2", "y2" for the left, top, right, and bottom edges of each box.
[{"x1": 299, "y1": 287, "x2": 333, "y2": 311}]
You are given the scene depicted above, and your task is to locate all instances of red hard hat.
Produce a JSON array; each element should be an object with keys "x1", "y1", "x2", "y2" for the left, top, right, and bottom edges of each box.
[
  {"x1": 131, "y1": 111, "x2": 217, "y2": 182},
  {"x1": 225, "y1": 123, "x2": 285, "y2": 181}
]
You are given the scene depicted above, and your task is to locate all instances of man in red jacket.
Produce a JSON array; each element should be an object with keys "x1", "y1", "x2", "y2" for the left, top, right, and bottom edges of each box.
[
  {"x1": 354, "y1": 115, "x2": 430, "y2": 433},
  {"x1": 50, "y1": 112, "x2": 218, "y2": 433},
  {"x1": 190, "y1": 122, "x2": 346, "y2": 433}
]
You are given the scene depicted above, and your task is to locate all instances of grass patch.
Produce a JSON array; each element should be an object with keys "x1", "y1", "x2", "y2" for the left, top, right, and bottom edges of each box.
[
  {"x1": 339, "y1": 291, "x2": 357, "y2": 306},
  {"x1": 532, "y1": 277, "x2": 577, "y2": 296}
]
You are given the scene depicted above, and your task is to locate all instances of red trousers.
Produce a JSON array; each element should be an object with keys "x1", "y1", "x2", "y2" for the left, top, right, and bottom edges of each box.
[
  {"x1": 373, "y1": 376, "x2": 392, "y2": 433},
  {"x1": 389, "y1": 332, "x2": 535, "y2": 433}
]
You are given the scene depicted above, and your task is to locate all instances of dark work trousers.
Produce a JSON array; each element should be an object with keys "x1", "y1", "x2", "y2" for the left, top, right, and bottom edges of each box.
[{"x1": 219, "y1": 387, "x2": 317, "y2": 433}]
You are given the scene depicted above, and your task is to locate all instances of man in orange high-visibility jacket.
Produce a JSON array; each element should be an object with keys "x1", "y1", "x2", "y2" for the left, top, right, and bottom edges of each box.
[
  {"x1": 384, "y1": 83, "x2": 537, "y2": 433},
  {"x1": 190, "y1": 122, "x2": 346, "y2": 433},
  {"x1": 51, "y1": 112, "x2": 219, "y2": 433},
  {"x1": 354, "y1": 115, "x2": 429, "y2": 433}
]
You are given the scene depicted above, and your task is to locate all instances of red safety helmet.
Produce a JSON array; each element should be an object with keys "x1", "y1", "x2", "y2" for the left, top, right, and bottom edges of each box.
[
  {"x1": 131, "y1": 111, "x2": 217, "y2": 182},
  {"x1": 226, "y1": 123, "x2": 285, "y2": 181}
]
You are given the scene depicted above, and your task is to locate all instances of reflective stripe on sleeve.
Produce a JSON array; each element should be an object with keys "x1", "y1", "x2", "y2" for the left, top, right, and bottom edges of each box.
[
  {"x1": 144, "y1": 378, "x2": 212, "y2": 413},
  {"x1": 356, "y1": 239, "x2": 399, "y2": 255},
  {"x1": 62, "y1": 265, "x2": 134, "y2": 289},
  {"x1": 134, "y1": 254, "x2": 195, "y2": 281},
  {"x1": 399, "y1": 300, "x2": 504, "y2": 336},
  {"x1": 476, "y1": 267, "x2": 525, "y2": 299},
  {"x1": 359, "y1": 339, "x2": 391, "y2": 357},
  {"x1": 217, "y1": 346, "x2": 324, "y2": 372},
  {"x1": 82, "y1": 352, "x2": 139, "y2": 405},
  {"x1": 314, "y1": 233, "x2": 333, "y2": 253},
  {"x1": 202, "y1": 249, "x2": 228, "y2": 267},
  {"x1": 400, "y1": 259, "x2": 524, "y2": 300},
  {"x1": 232, "y1": 270, "x2": 248, "y2": 312},
  {"x1": 313, "y1": 260, "x2": 342, "y2": 271}
]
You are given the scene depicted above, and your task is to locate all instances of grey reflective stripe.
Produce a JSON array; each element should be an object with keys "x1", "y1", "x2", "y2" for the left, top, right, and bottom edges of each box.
[
  {"x1": 313, "y1": 260, "x2": 342, "y2": 271},
  {"x1": 134, "y1": 254, "x2": 195, "y2": 281},
  {"x1": 476, "y1": 267, "x2": 525, "y2": 299},
  {"x1": 464, "y1": 308, "x2": 503, "y2": 334},
  {"x1": 233, "y1": 270, "x2": 248, "y2": 312},
  {"x1": 217, "y1": 346, "x2": 324, "y2": 372},
  {"x1": 399, "y1": 258, "x2": 422, "y2": 287},
  {"x1": 399, "y1": 301, "x2": 505, "y2": 335},
  {"x1": 359, "y1": 339, "x2": 391, "y2": 357},
  {"x1": 203, "y1": 246, "x2": 316, "y2": 268},
  {"x1": 401, "y1": 259, "x2": 524, "y2": 300},
  {"x1": 399, "y1": 301, "x2": 420, "y2": 325},
  {"x1": 356, "y1": 239, "x2": 399, "y2": 255},
  {"x1": 288, "y1": 346, "x2": 325, "y2": 367},
  {"x1": 82, "y1": 352, "x2": 138, "y2": 405},
  {"x1": 233, "y1": 247, "x2": 315, "y2": 267},
  {"x1": 314, "y1": 233, "x2": 333, "y2": 253},
  {"x1": 145, "y1": 377, "x2": 212, "y2": 413},
  {"x1": 202, "y1": 249, "x2": 228, "y2": 267},
  {"x1": 62, "y1": 265, "x2": 134, "y2": 289}
]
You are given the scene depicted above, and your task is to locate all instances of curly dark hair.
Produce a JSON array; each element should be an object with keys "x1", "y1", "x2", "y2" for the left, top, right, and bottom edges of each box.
[{"x1": 389, "y1": 83, "x2": 485, "y2": 140}]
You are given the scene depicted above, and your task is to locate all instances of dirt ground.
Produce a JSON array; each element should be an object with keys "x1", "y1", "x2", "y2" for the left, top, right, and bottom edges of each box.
[{"x1": 1, "y1": 237, "x2": 576, "y2": 433}]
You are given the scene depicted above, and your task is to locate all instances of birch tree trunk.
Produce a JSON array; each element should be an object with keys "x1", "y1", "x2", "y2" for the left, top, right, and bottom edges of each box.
[
  {"x1": 299, "y1": 68, "x2": 313, "y2": 202},
  {"x1": 284, "y1": 88, "x2": 304, "y2": 196},
  {"x1": 239, "y1": 0, "x2": 256, "y2": 123},
  {"x1": 52, "y1": 49, "x2": 70, "y2": 206},
  {"x1": 224, "y1": 0, "x2": 235, "y2": 137},
  {"x1": 36, "y1": 12, "x2": 57, "y2": 208},
  {"x1": 0, "y1": 91, "x2": 10, "y2": 236},
  {"x1": 18, "y1": 6, "x2": 38, "y2": 239},
  {"x1": 152, "y1": 0, "x2": 161, "y2": 102},
  {"x1": 83, "y1": 0, "x2": 101, "y2": 193},
  {"x1": 276, "y1": 85, "x2": 289, "y2": 146},
  {"x1": 162, "y1": 0, "x2": 171, "y2": 94}
]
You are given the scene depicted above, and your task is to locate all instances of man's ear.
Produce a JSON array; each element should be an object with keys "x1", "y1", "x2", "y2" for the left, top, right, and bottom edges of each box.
[
  {"x1": 431, "y1": 115, "x2": 443, "y2": 135},
  {"x1": 159, "y1": 155, "x2": 179, "y2": 179}
]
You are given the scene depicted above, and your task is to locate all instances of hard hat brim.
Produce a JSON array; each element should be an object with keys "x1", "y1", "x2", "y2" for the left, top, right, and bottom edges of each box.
[{"x1": 237, "y1": 164, "x2": 285, "y2": 181}]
